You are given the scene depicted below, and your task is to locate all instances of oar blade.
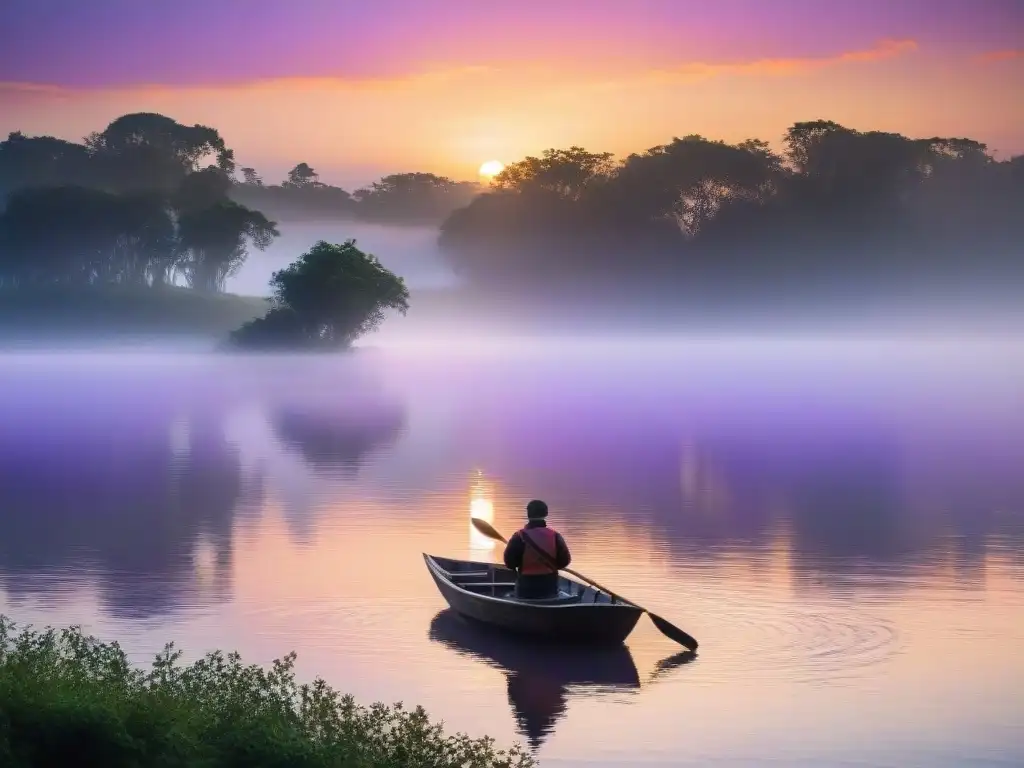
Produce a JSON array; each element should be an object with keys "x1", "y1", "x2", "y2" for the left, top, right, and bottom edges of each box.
[
  {"x1": 648, "y1": 613, "x2": 699, "y2": 652},
  {"x1": 470, "y1": 517, "x2": 506, "y2": 543}
]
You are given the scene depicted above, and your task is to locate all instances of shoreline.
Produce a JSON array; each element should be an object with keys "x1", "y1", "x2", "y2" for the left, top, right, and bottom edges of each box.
[{"x1": 2, "y1": 283, "x2": 1023, "y2": 349}]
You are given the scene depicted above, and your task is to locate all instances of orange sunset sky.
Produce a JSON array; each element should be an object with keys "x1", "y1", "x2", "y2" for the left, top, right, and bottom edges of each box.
[{"x1": 1, "y1": 0, "x2": 1022, "y2": 187}]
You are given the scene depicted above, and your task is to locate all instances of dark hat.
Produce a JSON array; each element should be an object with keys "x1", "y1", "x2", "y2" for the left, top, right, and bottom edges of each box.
[{"x1": 526, "y1": 499, "x2": 548, "y2": 519}]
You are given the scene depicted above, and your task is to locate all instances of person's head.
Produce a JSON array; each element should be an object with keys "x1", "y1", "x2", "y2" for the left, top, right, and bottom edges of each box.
[{"x1": 526, "y1": 499, "x2": 549, "y2": 521}]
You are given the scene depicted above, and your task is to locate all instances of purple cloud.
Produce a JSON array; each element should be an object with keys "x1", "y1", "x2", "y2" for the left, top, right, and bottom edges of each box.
[{"x1": 2, "y1": 0, "x2": 1021, "y2": 89}]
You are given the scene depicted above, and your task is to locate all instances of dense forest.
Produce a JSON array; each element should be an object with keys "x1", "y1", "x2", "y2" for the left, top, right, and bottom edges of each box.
[
  {"x1": 1, "y1": 111, "x2": 1021, "y2": 307},
  {"x1": 440, "y1": 123, "x2": 1024, "y2": 298},
  {"x1": 0, "y1": 112, "x2": 474, "y2": 293}
]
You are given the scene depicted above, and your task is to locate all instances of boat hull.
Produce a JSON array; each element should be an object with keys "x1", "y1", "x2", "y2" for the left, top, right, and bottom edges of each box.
[{"x1": 424, "y1": 553, "x2": 644, "y2": 645}]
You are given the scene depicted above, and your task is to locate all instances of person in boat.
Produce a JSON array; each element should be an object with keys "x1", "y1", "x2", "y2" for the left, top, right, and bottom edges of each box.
[{"x1": 502, "y1": 500, "x2": 572, "y2": 599}]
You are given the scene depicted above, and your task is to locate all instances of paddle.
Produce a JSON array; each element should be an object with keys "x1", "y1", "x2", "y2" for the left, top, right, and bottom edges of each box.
[{"x1": 471, "y1": 517, "x2": 699, "y2": 652}]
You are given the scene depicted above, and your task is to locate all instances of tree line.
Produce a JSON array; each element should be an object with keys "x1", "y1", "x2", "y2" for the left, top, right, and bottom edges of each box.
[
  {"x1": 2, "y1": 112, "x2": 1020, "y2": 301},
  {"x1": 440, "y1": 122, "x2": 1024, "y2": 295},
  {"x1": 231, "y1": 164, "x2": 480, "y2": 225},
  {"x1": 0, "y1": 114, "x2": 275, "y2": 291},
  {"x1": 0, "y1": 112, "x2": 475, "y2": 292}
]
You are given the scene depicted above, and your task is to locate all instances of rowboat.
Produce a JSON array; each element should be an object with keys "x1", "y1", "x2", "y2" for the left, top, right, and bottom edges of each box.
[{"x1": 423, "y1": 553, "x2": 645, "y2": 645}]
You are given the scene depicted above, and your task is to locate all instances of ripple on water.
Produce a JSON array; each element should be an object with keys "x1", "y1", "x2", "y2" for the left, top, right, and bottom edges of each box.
[{"x1": 687, "y1": 581, "x2": 903, "y2": 687}]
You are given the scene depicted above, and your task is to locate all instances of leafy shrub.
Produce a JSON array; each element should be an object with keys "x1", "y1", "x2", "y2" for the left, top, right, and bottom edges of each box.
[
  {"x1": 0, "y1": 616, "x2": 534, "y2": 768},
  {"x1": 228, "y1": 240, "x2": 410, "y2": 351}
]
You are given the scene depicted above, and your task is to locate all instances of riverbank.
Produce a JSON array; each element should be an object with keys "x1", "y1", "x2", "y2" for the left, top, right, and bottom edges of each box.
[
  {"x1": 0, "y1": 616, "x2": 532, "y2": 768},
  {"x1": 0, "y1": 286, "x2": 268, "y2": 346}
]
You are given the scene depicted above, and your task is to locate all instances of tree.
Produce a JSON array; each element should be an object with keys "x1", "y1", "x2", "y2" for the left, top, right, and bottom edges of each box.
[
  {"x1": 174, "y1": 167, "x2": 234, "y2": 212},
  {"x1": 0, "y1": 186, "x2": 177, "y2": 287},
  {"x1": 229, "y1": 240, "x2": 409, "y2": 350},
  {"x1": 284, "y1": 163, "x2": 319, "y2": 188},
  {"x1": 112, "y1": 192, "x2": 179, "y2": 287},
  {"x1": 610, "y1": 135, "x2": 785, "y2": 236},
  {"x1": 352, "y1": 173, "x2": 479, "y2": 224},
  {"x1": 492, "y1": 147, "x2": 615, "y2": 201},
  {"x1": 87, "y1": 112, "x2": 234, "y2": 193},
  {"x1": 177, "y1": 202, "x2": 278, "y2": 292},
  {"x1": 437, "y1": 119, "x2": 1022, "y2": 293},
  {"x1": 0, "y1": 132, "x2": 96, "y2": 199},
  {"x1": 240, "y1": 167, "x2": 263, "y2": 186}
]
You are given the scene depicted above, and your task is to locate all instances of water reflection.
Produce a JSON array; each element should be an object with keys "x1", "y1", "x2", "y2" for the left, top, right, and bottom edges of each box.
[
  {"x1": 468, "y1": 470, "x2": 496, "y2": 552},
  {"x1": 428, "y1": 609, "x2": 694, "y2": 750},
  {"x1": 270, "y1": 399, "x2": 406, "y2": 476},
  {"x1": 0, "y1": 398, "x2": 244, "y2": 619},
  {"x1": 412, "y1": 360, "x2": 1024, "y2": 588},
  {"x1": 1, "y1": 347, "x2": 1022, "y2": 766}
]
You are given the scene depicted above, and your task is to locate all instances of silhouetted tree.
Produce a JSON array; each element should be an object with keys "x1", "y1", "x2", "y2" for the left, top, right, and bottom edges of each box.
[
  {"x1": 439, "y1": 120, "x2": 1024, "y2": 295},
  {"x1": 492, "y1": 147, "x2": 615, "y2": 201},
  {"x1": 0, "y1": 133, "x2": 95, "y2": 199},
  {"x1": 2, "y1": 112, "x2": 1021, "y2": 306},
  {"x1": 0, "y1": 116, "x2": 277, "y2": 293},
  {"x1": 240, "y1": 167, "x2": 263, "y2": 187},
  {"x1": 284, "y1": 162, "x2": 319, "y2": 188},
  {"x1": 86, "y1": 112, "x2": 235, "y2": 193},
  {"x1": 177, "y1": 201, "x2": 278, "y2": 292},
  {"x1": 352, "y1": 172, "x2": 478, "y2": 224},
  {"x1": 611, "y1": 135, "x2": 784, "y2": 236},
  {"x1": 0, "y1": 186, "x2": 177, "y2": 287}
]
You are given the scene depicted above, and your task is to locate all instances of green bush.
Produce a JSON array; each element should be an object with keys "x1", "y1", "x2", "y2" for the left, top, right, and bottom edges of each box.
[{"x1": 0, "y1": 616, "x2": 534, "y2": 768}]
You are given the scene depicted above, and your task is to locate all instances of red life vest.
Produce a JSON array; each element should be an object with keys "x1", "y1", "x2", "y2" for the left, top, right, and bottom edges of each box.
[{"x1": 518, "y1": 526, "x2": 559, "y2": 575}]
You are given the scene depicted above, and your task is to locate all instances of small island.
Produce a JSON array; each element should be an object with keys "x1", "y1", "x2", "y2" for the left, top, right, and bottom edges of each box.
[{"x1": 227, "y1": 239, "x2": 409, "y2": 351}]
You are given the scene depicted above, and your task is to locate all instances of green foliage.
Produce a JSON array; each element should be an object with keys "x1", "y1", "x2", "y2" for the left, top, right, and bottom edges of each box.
[
  {"x1": 229, "y1": 240, "x2": 410, "y2": 351},
  {"x1": 0, "y1": 616, "x2": 534, "y2": 768},
  {"x1": 227, "y1": 306, "x2": 309, "y2": 350}
]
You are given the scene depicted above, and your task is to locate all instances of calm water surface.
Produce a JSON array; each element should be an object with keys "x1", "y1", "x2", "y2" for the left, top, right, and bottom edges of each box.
[{"x1": 1, "y1": 338, "x2": 1022, "y2": 767}]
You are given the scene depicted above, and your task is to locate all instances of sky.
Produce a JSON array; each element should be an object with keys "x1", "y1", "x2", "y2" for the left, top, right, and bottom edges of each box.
[{"x1": 1, "y1": 0, "x2": 1023, "y2": 188}]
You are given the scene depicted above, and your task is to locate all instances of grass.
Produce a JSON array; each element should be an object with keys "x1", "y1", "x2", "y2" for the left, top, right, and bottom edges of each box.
[
  {"x1": 0, "y1": 285, "x2": 269, "y2": 343},
  {"x1": 0, "y1": 616, "x2": 534, "y2": 768}
]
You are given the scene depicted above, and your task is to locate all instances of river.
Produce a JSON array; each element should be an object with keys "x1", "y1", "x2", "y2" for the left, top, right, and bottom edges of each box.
[{"x1": 0, "y1": 336, "x2": 1022, "y2": 767}]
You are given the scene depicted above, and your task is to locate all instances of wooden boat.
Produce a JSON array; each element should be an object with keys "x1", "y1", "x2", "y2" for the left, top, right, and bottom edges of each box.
[{"x1": 423, "y1": 553, "x2": 645, "y2": 645}]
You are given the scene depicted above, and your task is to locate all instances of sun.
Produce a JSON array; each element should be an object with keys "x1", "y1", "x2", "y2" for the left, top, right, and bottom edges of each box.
[{"x1": 478, "y1": 160, "x2": 505, "y2": 181}]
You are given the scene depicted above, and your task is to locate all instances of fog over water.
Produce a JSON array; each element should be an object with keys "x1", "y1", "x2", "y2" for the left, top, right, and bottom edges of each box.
[
  {"x1": 226, "y1": 220, "x2": 460, "y2": 296},
  {"x1": 1, "y1": 335, "x2": 1022, "y2": 767}
]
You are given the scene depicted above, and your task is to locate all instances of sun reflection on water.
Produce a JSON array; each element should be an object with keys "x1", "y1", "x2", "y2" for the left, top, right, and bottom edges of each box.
[{"x1": 468, "y1": 471, "x2": 496, "y2": 552}]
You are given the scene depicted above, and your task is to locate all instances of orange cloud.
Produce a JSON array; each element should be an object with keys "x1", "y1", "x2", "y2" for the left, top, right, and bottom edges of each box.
[
  {"x1": 0, "y1": 66, "x2": 494, "y2": 99},
  {"x1": 0, "y1": 81, "x2": 78, "y2": 108},
  {"x1": 0, "y1": 39, "x2": 920, "y2": 101},
  {"x1": 645, "y1": 38, "x2": 919, "y2": 83},
  {"x1": 975, "y1": 49, "x2": 1024, "y2": 64}
]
